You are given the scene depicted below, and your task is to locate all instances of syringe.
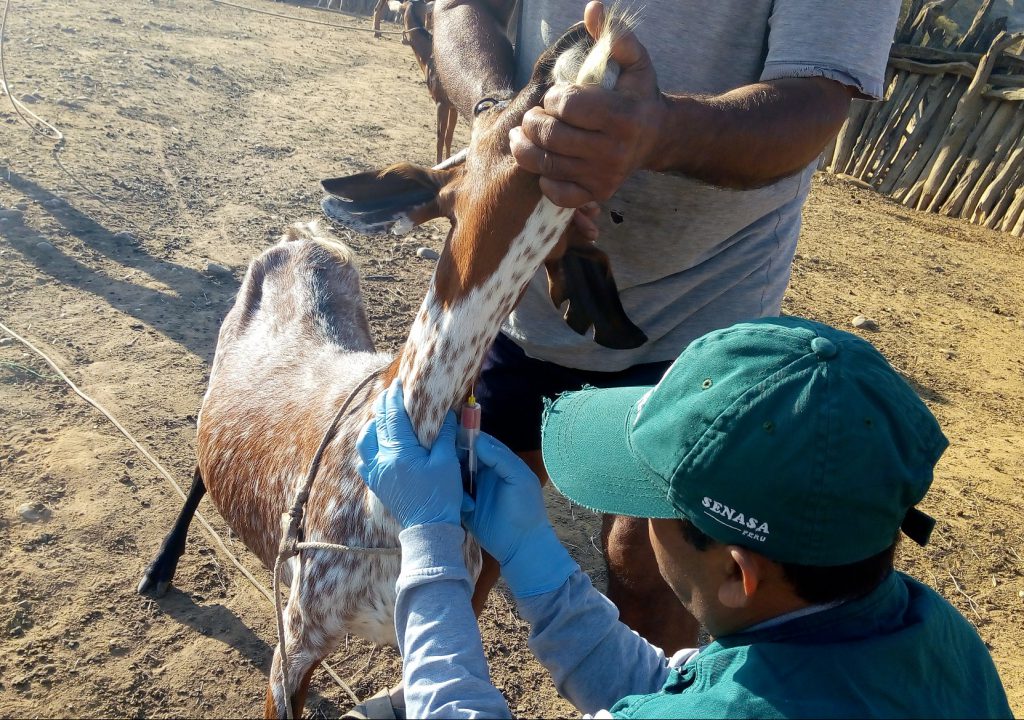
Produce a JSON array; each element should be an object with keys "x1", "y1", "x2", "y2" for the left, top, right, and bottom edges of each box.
[{"x1": 457, "y1": 393, "x2": 482, "y2": 495}]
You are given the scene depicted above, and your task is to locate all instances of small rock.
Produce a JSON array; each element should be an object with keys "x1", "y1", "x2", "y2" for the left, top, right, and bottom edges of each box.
[
  {"x1": 108, "y1": 640, "x2": 127, "y2": 656},
  {"x1": 15, "y1": 201, "x2": 28, "y2": 210},
  {"x1": 112, "y1": 230, "x2": 137, "y2": 246},
  {"x1": 35, "y1": 241, "x2": 56, "y2": 254},
  {"x1": 415, "y1": 247, "x2": 440, "y2": 261},
  {"x1": 851, "y1": 315, "x2": 879, "y2": 331},
  {"x1": 19, "y1": 93, "x2": 40, "y2": 104},
  {"x1": 43, "y1": 198, "x2": 64, "y2": 209},
  {"x1": 186, "y1": 74, "x2": 199, "y2": 85},
  {"x1": 204, "y1": 261, "x2": 233, "y2": 279},
  {"x1": 18, "y1": 503, "x2": 51, "y2": 523},
  {"x1": 835, "y1": 173, "x2": 874, "y2": 191}
]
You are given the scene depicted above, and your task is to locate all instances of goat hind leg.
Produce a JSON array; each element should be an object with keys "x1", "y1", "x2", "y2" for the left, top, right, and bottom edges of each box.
[
  {"x1": 435, "y1": 103, "x2": 448, "y2": 164},
  {"x1": 372, "y1": 0, "x2": 387, "y2": 38},
  {"x1": 443, "y1": 105, "x2": 457, "y2": 162},
  {"x1": 138, "y1": 467, "x2": 206, "y2": 596}
]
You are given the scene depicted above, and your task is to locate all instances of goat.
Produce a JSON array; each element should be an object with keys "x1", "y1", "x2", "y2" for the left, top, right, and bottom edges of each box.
[
  {"x1": 138, "y1": 9, "x2": 642, "y2": 718},
  {"x1": 393, "y1": 0, "x2": 458, "y2": 164},
  {"x1": 372, "y1": 0, "x2": 400, "y2": 38}
]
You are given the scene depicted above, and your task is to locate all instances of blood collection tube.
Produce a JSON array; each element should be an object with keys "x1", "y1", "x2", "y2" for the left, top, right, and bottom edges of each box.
[{"x1": 457, "y1": 394, "x2": 481, "y2": 494}]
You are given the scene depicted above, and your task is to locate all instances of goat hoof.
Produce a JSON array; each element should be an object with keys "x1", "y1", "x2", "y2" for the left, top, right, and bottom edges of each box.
[{"x1": 137, "y1": 567, "x2": 172, "y2": 597}]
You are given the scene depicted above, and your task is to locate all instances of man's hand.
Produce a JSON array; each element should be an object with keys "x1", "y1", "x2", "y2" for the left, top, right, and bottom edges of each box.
[
  {"x1": 510, "y1": 1, "x2": 667, "y2": 207},
  {"x1": 357, "y1": 381, "x2": 464, "y2": 529},
  {"x1": 461, "y1": 434, "x2": 578, "y2": 597}
]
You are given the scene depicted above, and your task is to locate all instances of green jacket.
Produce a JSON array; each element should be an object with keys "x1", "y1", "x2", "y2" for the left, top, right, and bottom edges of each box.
[{"x1": 611, "y1": 572, "x2": 1012, "y2": 719}]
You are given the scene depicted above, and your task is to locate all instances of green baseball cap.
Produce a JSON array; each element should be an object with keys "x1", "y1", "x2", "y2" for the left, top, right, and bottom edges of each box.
[{"x1": 541, "y1": 317, "x2": 948, "y2": 566}]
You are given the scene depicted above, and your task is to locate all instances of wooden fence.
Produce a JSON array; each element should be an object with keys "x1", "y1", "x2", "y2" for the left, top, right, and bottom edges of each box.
[{"x1": 822, "y1": 0, "x2": 1024, "y2": 237}]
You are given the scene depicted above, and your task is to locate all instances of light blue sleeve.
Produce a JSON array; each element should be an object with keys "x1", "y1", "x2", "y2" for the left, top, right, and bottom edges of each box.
[
  {"x1": 516, "y1": 570, "x2": 672, "y2": 715},
  {"x1": 761, "y1": 0, "x2": 902, "y2": 99},
  {"x1": 395, "y1": 524, "x2": 512, "y2": 719},
  {"x1": 396, "y1": 526, "x2": 670, "y2": 717}
]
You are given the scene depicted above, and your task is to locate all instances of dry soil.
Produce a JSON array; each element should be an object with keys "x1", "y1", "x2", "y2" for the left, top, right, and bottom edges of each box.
[{"x1": 0, "y1": 0, "x2": 1021, "y2": 717}]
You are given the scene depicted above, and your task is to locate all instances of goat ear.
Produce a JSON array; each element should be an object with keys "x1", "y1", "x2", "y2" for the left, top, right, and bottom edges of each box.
[
  {"x1": 545, "y1": 231, "x2": 647, "y2": 350},
  {"x1": 528, "y1": 21, "x2": 592, "y2": 88},
  {"x1": 320, "y1": 163, "x2": 458, "y2": 235}
]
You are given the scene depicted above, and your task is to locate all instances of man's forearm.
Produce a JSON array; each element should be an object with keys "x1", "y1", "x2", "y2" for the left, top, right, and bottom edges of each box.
[
  {"x1": 517, "y1": 570, "x2": 671, "y2": 714},
  {"x1": 652, "y1": 77, "x2": 853, "y2": 189},
  {"x1": 395, "y1": 524, "x2": 512, "y2": 718},
  {"x1": 433, "y1": 0, "x2": 516, "y2": 119}
]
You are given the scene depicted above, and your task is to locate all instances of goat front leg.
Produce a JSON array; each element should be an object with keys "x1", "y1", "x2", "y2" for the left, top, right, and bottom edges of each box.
[
  {"x1": 265, "y1": 579, "x2": 329, "y2": 719},
  {"x1": 265, "y1": 661, "x2": 319, "y2": 720}
]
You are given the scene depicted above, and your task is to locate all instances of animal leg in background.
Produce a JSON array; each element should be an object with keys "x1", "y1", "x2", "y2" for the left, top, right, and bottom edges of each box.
[
  {"x1": 443, "y1": 104, "x2": 457, "y2": 162},
  {"x1": 435, "y1": 102, "x2": 453, "y2": 164},
  {"x1": 372, "y1": 0, "x2": 389, "y2": 37}
]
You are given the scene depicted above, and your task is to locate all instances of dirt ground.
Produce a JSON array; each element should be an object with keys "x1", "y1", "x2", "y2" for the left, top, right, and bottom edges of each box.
[{"x1": 0, "y1": 0, "x2": 1021, "y2": 717}]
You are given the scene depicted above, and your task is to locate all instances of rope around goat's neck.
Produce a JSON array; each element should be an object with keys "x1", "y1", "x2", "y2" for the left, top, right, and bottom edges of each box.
[{"x1": 272, "y1": 366, "x2": 400, "y2": 720}]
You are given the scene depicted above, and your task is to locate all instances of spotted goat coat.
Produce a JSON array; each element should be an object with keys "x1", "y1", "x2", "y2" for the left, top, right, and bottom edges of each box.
[{"x1": 140, "y1": 11, "x2": 644, "y2": 719}]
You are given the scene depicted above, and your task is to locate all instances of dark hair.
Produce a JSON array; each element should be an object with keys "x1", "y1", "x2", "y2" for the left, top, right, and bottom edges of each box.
[{"x1": 677, "y1": 518, "x2": 897, "y2": 604}]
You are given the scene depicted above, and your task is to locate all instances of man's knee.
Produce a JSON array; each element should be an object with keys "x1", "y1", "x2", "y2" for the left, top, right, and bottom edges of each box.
[
  {"x1": 603, "y1": 515, "x2": 663, "y2": 592},
  {"x1": 518, "y1": 449, "x2": 549, "y2": 485}
]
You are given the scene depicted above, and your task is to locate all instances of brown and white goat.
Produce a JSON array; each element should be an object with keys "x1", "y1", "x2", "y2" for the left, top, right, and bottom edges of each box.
[
  {"x1": 394, "y1": 0, "x2": 458, "y2": 164},
  {"x1": 138, "y1": 11, "x2": 643, "y2": 719}
]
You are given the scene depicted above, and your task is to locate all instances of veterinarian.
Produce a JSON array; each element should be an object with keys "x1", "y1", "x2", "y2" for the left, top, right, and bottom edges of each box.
[
  {"x1": 357, "y1": 317, "x2": 1012, "y2": 719},
  {"x1": 431, "y1": 0, "x2": 906, "y2": 651}
]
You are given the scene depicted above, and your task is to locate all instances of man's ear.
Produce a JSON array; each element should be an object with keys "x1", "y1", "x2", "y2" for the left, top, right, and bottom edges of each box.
[{"x1": 719, "y1": 547, "x2": 761, "y2": 609}]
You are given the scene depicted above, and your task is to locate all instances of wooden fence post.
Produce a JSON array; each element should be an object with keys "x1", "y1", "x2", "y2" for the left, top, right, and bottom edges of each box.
[
  {"x1": 885, "y1": 76, "x2": 966, "y2": 199},
  {"x1": 939, "y1": 101, "x2": 1018, "y2": 217},
  {"x1": 916, "y1": 31, "x2": 1018, "y2": 211},
  {"x1": 974, "y1": 144, "x2": 1024, "y2": 225},
  {"x1": 961, "y1": 107, "x2": 1024, "y2": 219}
]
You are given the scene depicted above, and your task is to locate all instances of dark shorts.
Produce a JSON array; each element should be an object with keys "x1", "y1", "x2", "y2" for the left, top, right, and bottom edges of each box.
[{"x1": 475, "y1": 333, "x2": 673, "y2": 453}]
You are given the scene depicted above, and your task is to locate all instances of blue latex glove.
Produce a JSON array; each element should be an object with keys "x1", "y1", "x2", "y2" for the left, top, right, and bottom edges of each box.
[
  {"x1": 356, "y1": 381, "x2": 464, "y2": 529},
  {"x1": 462, "y1": 433, "x2": 578, "y2": 597}
]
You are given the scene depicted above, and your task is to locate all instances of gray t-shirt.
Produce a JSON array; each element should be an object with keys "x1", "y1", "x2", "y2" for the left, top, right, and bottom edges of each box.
[{"x1": 505, "y1": 0, "x2": 900, "y2": 371}]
